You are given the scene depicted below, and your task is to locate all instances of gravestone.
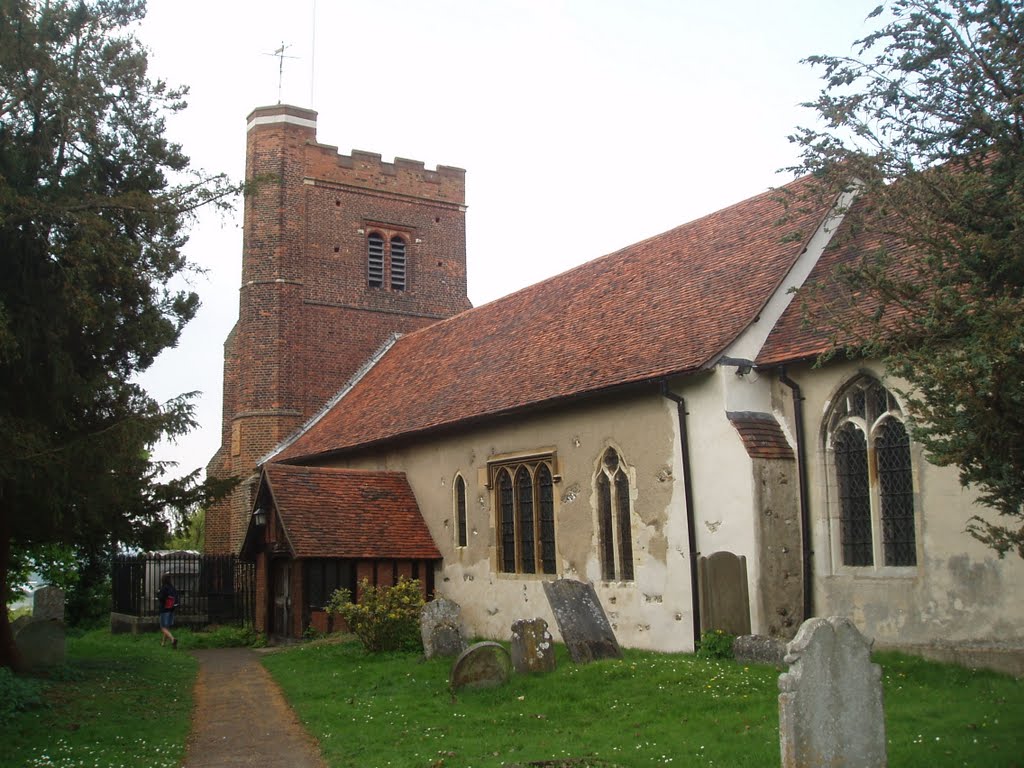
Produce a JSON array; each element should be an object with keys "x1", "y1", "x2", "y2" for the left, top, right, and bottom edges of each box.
[
  {"x1": 15, "y1": 619, "x2": 66, "y2": 670},
  {"x1": 734, "y1": 634, "x2": 786, "y2": 666},
  {"x1": 420, "y1": 597, "x2": 467, "y2": 659},
  {"x1": 698, "y1": 551, "x2": 751, "y2": 636},
  {"x1": 778, "y1": 617, "x2": 887, "y2": 768},
  {"x1": 510, "y1": 618, "x2": 556, "y2": 674},
  {"x1": 542, "y1": 579, "x2": 621, "y2": 664},
  {"x1": 10, "y1": 614, "x2": 32, "y2": 636},
  {"x1": 33, "y1": 585, "x2": 65, "y2": 622},
  {"x1": 450, "y1": 641, "x2": 512, "y2": 691}
]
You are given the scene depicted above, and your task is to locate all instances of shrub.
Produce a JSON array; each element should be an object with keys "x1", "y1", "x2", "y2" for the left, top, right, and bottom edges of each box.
[
  {"x1": 326, "y1": 577, "x2": 424, "y2": 653},
  {"x1": 696, "y1": 629, "x2": 735, "y2": 660}
]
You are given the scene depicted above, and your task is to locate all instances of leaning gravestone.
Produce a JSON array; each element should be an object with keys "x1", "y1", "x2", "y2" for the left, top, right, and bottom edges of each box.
[
  {"x1": 450, "y1": 641, "x2": 512, "y2": 691},
  {"x1": 32, "y1": 585, "x2": 65, "y2": 622},
  {"x1": 778, "y1": 617, "x2": 887, "y2": 768},
  {"x1": 542, "y1": 579, "x2": 622, "y2": 663},
  {"x1": 420, "y1": 597, "x2": 467, "y2": 659},
  {"x1": 510, "y1": 618, "x2": 557, "y2": 674},
  {"x1": 15, "y1": 619, "x2": 66, "y2": 670}
]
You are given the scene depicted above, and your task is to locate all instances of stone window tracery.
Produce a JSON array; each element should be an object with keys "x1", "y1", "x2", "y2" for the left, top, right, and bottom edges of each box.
[
  {"x1": 490, "y1": 455, "x2": 557, "y2": 575},
  {"x1": 596, "y1": 447, "x2": 634, "y2": 581},
  {"x1": 827, "y1": 376, "x2": 917, "y2": 569}
]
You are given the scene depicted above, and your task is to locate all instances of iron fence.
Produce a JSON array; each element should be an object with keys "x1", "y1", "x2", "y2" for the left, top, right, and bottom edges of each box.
[{"x1": 112, "y1": 552, "x2": 255, "y2": 626}]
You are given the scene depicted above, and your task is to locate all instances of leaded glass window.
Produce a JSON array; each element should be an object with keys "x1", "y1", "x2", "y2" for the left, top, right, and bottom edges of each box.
[
  {"x1": 455, "y1": 475, "x2": 467, "y2": 548},
  {"x1": 490, "y1": 455, "x2": 557, "y2": 575},
  {"x1": 595, "y1": 447, "x2": 635, "y2": 581},
  {"x1": 827, "y1": 376, "x2": 918, "y2": 570}
]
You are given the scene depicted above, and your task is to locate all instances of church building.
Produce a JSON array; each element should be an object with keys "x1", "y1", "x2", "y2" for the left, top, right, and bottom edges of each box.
[{"x1": 207, "y1": 104, "x2": 1024, "y2": 671}]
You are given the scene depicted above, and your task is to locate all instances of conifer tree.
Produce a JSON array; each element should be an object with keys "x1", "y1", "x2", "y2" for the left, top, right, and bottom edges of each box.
[
  {"x1": 0, "y1": 0, "x2": 235, "y2": 669},
  {"x1": 792, "y1": 0, "x2": 1024, "y2": 557}
]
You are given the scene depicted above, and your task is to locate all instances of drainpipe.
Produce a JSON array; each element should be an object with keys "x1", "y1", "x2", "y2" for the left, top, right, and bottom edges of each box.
[
  {"x1": 659, "y1": 381, "x2": 702, "y2": 648},
  {"x1": 777, "y1": 367, "x2": 813, "y2": 621}
]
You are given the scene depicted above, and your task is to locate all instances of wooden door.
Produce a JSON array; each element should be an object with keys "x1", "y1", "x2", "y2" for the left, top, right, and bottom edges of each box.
[{"x1": 272, "y1": 561, "x2": 290, "y2": 637}]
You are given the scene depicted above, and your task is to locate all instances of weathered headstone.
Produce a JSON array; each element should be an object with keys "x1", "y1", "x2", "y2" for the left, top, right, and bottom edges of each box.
[
  {"x1": 450, "y1": 641, "x2": 512, "y2": 691},
  {"x1": 542, "y1": 579, "x2": 621, "y2": 663},
  {"x1": 778, "y1": 617, "x2": 887, "y2": 768},
  {"x1": 420, "y1": 597, "x2": 467, "y2": 659},
  {"x1": 510, "y1": 618, "x2": 557, "y2": 674},
  {"x1": 10, "y1": 614, "x2": 32, "y2": 636},
  {"x1": 698, "y1": 551, "x2": 751, "y2": 636},
  {"x1": 734, "y1": 634, "x2": 786, "y2": 666},
  {"x1": 32, "y1": 585, "x2": 65, "y2": 622},
  {"x1": 15, "y1": 619, "x2": 66, "y2": 670}
]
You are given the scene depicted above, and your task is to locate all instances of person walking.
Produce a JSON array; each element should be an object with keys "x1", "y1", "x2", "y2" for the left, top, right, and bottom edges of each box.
[{"x1": 158, "y1": 573, "x2": 179, "y2": 649}]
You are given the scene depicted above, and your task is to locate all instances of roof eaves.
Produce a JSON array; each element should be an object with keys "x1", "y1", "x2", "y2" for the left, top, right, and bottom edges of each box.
[
  {"x1": 262, "y1": 469, "x2": 298, "y2": 558},
  {"x1": 277, "y1": 369, "x2": 705, "y2": 466},
  {"x1": 258, "y1": 333, "x2": 402, "y2": 466}
]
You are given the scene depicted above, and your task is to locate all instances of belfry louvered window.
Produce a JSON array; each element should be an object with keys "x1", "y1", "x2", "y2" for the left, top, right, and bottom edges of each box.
[
  {"x1": 390, "y1": 236, "x2": 406, "y2": 290},
  {"x1": 596, "y1": 447, "x2": 635, "y2": 581},
  {"x1": 827, "y1": 376, "x2": 917, "y2": 569},
  {"x1": 367, "y1": 233, "x2": 385, "y2": 288},
  {"x1": 492, "y1": 455, "x2": 557, "y2": 575},
  {"x1": 366, "y1": 229, "x2": 410, "y2": 290}
]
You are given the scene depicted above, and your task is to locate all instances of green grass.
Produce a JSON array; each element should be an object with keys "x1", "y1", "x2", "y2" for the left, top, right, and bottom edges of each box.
[
  {"x1": 1, "y1": 631, "x2": 1021, "y2": 767},
  {"x1": 263, "y1": 640, "x2": 1024, "y2": 768},
  {"x1": 0, "y1": 629, "x2": 196, "y2": 768}
]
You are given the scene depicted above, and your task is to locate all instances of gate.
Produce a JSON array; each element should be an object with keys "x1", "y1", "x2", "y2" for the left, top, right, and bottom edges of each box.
[{"x1": 111, "y1": 552, "x2": 254, "y2": 627}]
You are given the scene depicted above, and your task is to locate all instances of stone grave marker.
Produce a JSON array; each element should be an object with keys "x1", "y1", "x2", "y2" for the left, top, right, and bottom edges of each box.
[
  {"x1": 734, "y1": 634, "x2": 786, "y2": 666},
  {"x1": 510, "y1": 618, "x2": 556, "y2": 674},
  {"x1": 542, "y1": 579, "x2": 622, "y2": 664},
  {"x1": 32, "y1": 585, "x2": 65, "y2": 622},
  {"x1": 15, "y1": 619, "x2": 66, "y2": 670},
  {"x1": 420, "y1": 597, "x2": 467, "y2": 659},
  {"x1": 698, "y1": 551, "x2": 751, "y2": 636},
  {"x1": 778, "y1": 616, "x2": 887, "y2": 768},
  {"x1": 450, "y1": 641, "x2": 512, "y2": 691}
]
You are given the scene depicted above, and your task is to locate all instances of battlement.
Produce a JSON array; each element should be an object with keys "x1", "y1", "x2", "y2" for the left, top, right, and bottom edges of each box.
[{"x1": 246, "y1": 103, "x2": 465, "y2": 204}]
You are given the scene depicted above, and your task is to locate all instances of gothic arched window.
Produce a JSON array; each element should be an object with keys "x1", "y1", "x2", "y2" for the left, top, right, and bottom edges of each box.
[
  {"x1": 366, "y1": 229, "x2": 410, "y2": 290},
  {"x1": 454, "y1": 475, "x2": 467, "y2": 548},
  {"x1": 827, "y1": 376, "x2": 917, "y2": 568},
  {"x1": 596, "y1": 447, "x2": 634, "y2": 581}
]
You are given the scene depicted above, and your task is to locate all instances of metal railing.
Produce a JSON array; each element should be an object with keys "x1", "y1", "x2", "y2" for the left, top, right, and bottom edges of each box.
[{"x1": 112, "y1": 552, "x2": 255, "y2": 626}]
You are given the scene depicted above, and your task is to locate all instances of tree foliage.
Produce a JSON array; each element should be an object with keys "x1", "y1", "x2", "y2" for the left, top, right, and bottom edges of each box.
[
  {"x1": 0, "y1": 0, "x2": 236, "y2": 668},
  {"x1": 792, "y1": 0, "x2": 1024, "y2": 557}
]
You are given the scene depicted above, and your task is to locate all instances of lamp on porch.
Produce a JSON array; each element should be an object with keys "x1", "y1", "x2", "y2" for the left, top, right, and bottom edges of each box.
[{"x1": 252, "y1": 507, "x2": 268, "y2": 527}]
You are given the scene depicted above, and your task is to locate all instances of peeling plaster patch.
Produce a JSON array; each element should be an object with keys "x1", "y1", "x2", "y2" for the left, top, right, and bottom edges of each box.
[
  {"x1": 440, "y1": 477, "x2": 446, "y2": 487},
  {"x1": 561, "y1": 483, "x2": 580, "y2": 504},
  {"x1": 477, "y1": 495, "x2": 486, "y2": 508},
  {"x1": 443, "y1": 519, "x2": 450, "y2": 529},
  {"x1": 573, "y1": 436, "x2": 581, "y2": 447},
  {"x1": 463, "y1": 573, "x2": 474, "y2": 582},
  {"x1": 487, "y1": 607, "x2": 500, "y2": 616},
  {"x1": 472, "y1": 528, "x2": 478, "y2": 536},
  {"x1": 675, "y1": 613, "x2": 683, "y2": 621},
  {"x1": 636, "y1": 624, "x2": 651, "y2": 632},
  {"x1": 648, "y1": 533, "x2": 668, "y2": 562},
  {"x1": 704, "y1": 519, "x2": 722, "y2": 533},
  {"x1": 644, "y1": 593, "x2": 663, "y2": 604},
  {"x1": 656, "y1": 467, "x2": 673, "y2": 483}
]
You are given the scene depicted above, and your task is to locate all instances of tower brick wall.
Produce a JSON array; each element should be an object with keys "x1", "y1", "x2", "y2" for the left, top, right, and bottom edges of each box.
[{"x1": 205, "y1": 104, "x2": 470, "y2": 555}]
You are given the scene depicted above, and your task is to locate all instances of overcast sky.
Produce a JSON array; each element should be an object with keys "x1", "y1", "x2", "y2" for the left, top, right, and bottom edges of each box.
[{"x1": 134, "y1": 0, "x2": 880, "y2": 480}]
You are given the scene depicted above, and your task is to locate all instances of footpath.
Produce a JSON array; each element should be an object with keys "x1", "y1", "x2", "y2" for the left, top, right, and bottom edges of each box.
[{"x1": 183, "y1": 648, "x2": 327, "y2": 768}]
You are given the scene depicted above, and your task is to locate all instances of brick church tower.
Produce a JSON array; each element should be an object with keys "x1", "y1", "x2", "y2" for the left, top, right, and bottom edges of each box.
[{"x1": 206, "y1": 104, "x2": 470, "y2": 554}]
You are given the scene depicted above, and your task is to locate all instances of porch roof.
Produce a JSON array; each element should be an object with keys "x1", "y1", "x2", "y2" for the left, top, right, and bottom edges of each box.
[{"x1": 263, "y1": 465, "x2": 441, "y2": 560}]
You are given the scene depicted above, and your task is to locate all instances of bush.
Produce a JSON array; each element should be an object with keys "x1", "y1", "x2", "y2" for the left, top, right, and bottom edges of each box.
[
  {"x1": 326, "y1": 577, "x2": 424, "y2": 653},
  {"x1": 696, "y1": 629, "x2": 735, "y2": 660},
  {"x1": 0, "y1": 667, "x2": 44, "y2": 724}
]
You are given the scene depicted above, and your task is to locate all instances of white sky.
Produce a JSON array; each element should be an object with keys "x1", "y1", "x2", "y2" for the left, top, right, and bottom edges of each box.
[{"x1": 135, "y1": 0, "x2": 879, "y2": 480}]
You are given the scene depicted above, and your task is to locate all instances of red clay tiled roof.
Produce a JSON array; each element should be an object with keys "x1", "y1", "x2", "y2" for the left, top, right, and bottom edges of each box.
[
  {"x1": 727, "y1": 412, "x2": 795, "y2": 460},
  {"x1": 276, "y1": 174, "x2": 835, "y2": 462},
  {"x1": 264, "y1": 465, "x2": 441, "y2": 559},
  {"x1": 757, "y1": 198, "x2": 915, "y2": 367}
]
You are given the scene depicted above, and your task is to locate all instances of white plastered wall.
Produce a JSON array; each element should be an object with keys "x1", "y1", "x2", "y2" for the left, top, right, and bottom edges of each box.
[{"x1": 320, "y1": 389, "x2": 701, "y2": 651}]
